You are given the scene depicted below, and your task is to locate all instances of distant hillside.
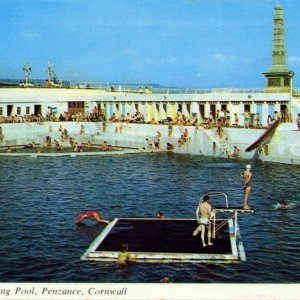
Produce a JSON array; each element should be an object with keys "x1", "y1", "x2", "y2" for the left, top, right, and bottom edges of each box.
[
  {"x1": 0, "y1": 79, "x2": 177, "y2": 90},
  {"x1": 0, "y1": 78, "x2": 70, "y2": 87}
]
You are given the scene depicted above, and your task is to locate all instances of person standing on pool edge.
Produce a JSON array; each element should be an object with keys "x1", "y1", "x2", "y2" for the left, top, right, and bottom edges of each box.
[
  {"x1": 195, "y1": 195, "x2": 214, "y2": 247},
  {"x1": 240, "y1": 164, "x2": 252, "y2": 209}
]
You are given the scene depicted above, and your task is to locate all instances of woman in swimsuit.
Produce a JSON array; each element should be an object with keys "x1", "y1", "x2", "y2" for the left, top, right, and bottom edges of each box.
[
  {"x1": 240, "y1": 165, "x2": 252, "y2": 209},
  {"x1": 76, "y1": 210, "x2": 109, "y2": 224}
]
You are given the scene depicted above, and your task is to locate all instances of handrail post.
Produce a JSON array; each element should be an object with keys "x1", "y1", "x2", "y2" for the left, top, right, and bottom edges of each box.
[
  {"x1": 234, "y1": 211, "x2": 238, "y2": 238},
  {"x1": 212, "y1": 211, "x2": 216, "y2": 239}
]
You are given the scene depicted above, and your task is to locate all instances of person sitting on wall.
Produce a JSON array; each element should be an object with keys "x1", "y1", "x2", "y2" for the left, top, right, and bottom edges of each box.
[
  {"x1": 109, "y1": 113, "x2": 117, "y2": 122},
  {"x1": 55, "y1": 141, "x2": 62, "y2": 151},
  {"x1": 230, "y1": 146, "x2": 240, "y2": 158},
  {"x1": 76, "y1": 210, "x2": 109, "y2": 225},
  {"x1": 45, "y1": 136, "x2": 52, "y2": 148},
  {"x1": 73, "y1": 142, "x2": 79, "y2": 152},
  {"x1": 145, "y1": 138, "x2": 153, "y2": 149},
  {"x1": 0, "y1": 126, "x2": 3, "y2": 141},
  {"x1": 68, "y1": 137, "x2": 74, "y2": 147},
  {"x1": 167, "y1": 142, "x2": 174, "y2": 151},
  {"x1": 154, "y1": 139, "x2": 160, "y2": 149},
  {"x1": 86, "y1": 140, "x2": 93, "y2": 150},
  {"x1": 24, "y1": 142, "x2": 33, "y2": 148},
  {"x1": 150, "y1": 118, "x2": 158, "y2": 125},
  {"x1": 102, "y1": 141, "x2": 109, "y2": 151},
  {"x1": 297, "y1": 113, "x2": 300, "y2": 130}
]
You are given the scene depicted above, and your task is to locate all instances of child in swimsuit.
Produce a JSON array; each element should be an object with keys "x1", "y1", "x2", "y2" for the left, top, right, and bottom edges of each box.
[{"x1": 118, "y1": 244, "x2": 136, "y2": 264}]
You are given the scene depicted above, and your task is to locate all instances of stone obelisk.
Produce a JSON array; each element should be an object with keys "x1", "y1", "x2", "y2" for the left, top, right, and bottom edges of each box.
[{"x1": 263, "y1": 5, "x2": 294, "y2": 92}]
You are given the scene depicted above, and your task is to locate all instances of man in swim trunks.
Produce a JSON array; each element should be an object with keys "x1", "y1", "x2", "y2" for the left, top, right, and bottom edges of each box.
[
  {"x1": 241, "y1": 164, "x2": 252, "y2": 209},
  {"x1": 76, "y1": 210, "x2": 109, "y2": 224},
  {"x1": 196, "y1": 195, "x2": 214, "y2": 247}
]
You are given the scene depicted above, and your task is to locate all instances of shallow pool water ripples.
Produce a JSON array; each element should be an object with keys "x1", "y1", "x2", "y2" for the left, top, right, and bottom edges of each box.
[{"x1": 1, "y1": 153, "x2": 300, "y2": 282}]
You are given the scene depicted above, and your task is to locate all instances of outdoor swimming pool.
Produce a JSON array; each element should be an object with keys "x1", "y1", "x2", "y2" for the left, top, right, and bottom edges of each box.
[{"x1": 0, "y1": 153, "x2": 300, "y2": 283}]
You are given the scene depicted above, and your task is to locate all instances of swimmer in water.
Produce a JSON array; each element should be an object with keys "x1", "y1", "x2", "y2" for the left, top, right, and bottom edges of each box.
[
  {"x1": 157, "y1": 211, "x2": 166, "y2": 219},
  {"x1": 76, "y1": 210, "x2": 109, "y2": 224},
  {"x1": 275, "y1": 201, "x2": 289, "y2": 210},
  {"x1": 161, "y1": 276, "x2": 170, "y2": 283},
  {"x1": 118, "y1": 243, "x2": 136, "y2": 264}
]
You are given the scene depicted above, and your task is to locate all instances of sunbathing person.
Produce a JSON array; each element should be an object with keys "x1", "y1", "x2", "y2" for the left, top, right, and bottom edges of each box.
[{"x1": 76, "y1": 210, "x2": 109, "y2": 224}]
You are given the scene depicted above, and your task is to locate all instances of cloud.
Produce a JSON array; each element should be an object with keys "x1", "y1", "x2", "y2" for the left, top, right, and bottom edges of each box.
[
  {"x1": 212, "y1": 53, "x2": 236, "y2": 63},
  {"x1": 21, "y1": 31, "x2": 41, "y2": 41}
]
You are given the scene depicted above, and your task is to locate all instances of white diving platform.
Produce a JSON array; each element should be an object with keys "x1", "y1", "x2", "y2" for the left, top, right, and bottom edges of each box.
[{"x1": 81, "y1": 193, "x2": 253, "y2": 263}]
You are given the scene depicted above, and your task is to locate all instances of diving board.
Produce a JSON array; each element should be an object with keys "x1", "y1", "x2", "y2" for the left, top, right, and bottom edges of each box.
[{"x1": 214, "y1": 207, "x2": 254, "y2": 213}]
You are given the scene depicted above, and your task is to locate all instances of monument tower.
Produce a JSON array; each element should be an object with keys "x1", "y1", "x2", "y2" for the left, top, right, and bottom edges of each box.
[{"x1": 263, "y1": 5, "x2": 294, "y2": 92}]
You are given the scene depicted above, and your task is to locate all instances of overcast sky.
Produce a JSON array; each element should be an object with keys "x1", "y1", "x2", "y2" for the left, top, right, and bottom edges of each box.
[{"x1": 0, "y1": 0, "x2": 299, "y2": 88}]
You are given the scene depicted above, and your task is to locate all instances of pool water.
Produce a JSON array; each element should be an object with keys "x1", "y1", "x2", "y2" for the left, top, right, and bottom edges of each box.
[{"x1": 0, "y1": 153, "x2": 300, "y2": 283}]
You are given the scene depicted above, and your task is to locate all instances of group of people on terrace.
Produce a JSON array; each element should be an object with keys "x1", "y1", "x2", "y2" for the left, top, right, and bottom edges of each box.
[
  {"x1": 0, "y1": 107, "x2": 106, "y2": 124},
  {"x1": 103, "y1": 106, "x2": 293, "y2": 129},
  {"x1": 0, "y1": 102, "x2": 293, "y2": 130},
  {"x1": 109, "y1": 111, "x2": 145, "y2": 123}
]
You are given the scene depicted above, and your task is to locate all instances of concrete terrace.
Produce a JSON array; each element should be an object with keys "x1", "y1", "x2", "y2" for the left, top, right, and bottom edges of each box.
[{"x1": 0, "y1": 121, "x2": 299, "y2": 164}]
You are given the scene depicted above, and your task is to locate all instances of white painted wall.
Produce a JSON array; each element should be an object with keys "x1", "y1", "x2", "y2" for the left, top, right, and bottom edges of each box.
[{"x1": 1, "y1": 122, "x2": 300, "y2": 164}]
